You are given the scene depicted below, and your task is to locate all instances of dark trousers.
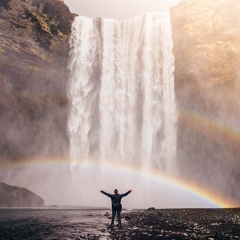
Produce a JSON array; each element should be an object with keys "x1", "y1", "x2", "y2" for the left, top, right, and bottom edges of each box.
[{"x1": 111, "y1": 209, "x2": 121, "y2": 225}]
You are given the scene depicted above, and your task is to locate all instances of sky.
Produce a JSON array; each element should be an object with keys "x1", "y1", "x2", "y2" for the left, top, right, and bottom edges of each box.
[{"x1": 63, "y1": 0, "x2": 181, "y2": 19}]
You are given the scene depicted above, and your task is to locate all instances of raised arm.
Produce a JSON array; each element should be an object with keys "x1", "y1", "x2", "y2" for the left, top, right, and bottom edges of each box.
[
  {"x1": 120, "y1": 189, "x2": 133, "y2": 198},
  {"x1": 99, "y1": 190, "x2": 113, "y2": 198}
]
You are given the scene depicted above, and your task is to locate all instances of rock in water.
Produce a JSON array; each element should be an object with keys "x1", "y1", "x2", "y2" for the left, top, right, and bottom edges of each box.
[{"x1": 0, "y1": 182, "x2": 44, "y2": 207}]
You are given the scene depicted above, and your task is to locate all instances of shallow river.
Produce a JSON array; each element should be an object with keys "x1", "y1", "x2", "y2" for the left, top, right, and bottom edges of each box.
[{"x1": 0, "y1": 208, "x2": 112, "y2": 239}]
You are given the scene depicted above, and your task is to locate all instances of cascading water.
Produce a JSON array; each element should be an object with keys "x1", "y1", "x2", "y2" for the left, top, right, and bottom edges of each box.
[{"x1": 68, "y1": 12, "x2": 176, "y2": 172}]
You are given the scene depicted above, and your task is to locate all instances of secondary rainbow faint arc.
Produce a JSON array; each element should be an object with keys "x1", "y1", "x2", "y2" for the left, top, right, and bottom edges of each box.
[
  {"x1": 0, "y1": 158, "x2": 236, "y2": 208},
  {"x1": 179, "y1": 109, "x2": 240, "y2": 142}
]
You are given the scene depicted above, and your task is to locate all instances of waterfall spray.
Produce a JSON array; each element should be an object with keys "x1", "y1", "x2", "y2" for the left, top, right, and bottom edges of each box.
[{"x1": 68, "y1": 12, "x2": 176, "y2": 172}]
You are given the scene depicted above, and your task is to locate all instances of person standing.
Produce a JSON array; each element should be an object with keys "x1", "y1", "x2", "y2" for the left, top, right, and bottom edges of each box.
[{"x1": 99, "y1": 189, "x2": 133, "y2": 227}]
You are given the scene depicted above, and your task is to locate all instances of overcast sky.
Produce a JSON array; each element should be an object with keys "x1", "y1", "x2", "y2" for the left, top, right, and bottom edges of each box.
[{"x1": 63, "y1": 0, "x2": 181, "y2": 19}]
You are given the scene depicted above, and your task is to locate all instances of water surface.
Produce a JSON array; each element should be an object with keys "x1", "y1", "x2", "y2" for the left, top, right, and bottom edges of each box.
[{"x1": 0, "y1": 208, "x2": 112, "y2": 239}]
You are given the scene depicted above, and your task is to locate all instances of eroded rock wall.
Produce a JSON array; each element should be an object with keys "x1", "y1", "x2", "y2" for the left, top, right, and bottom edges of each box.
[
  {"x1": 0, "y1": 0, "x2": 74, "y2": 161},
  {"x1": 171, "y1": 0, "x2": 240, "y2": 202}
]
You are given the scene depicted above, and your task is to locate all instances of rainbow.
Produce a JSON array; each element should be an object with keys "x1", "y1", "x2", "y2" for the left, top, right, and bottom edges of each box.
[
  {"x1": 0, "y1": 158, "x2": 237, "y2": 208},
  {"x1": 179, "y1": 108, "x2": 240, "y2": 143}
]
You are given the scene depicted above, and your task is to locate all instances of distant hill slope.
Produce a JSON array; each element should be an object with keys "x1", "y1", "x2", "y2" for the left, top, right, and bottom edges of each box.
[{"x1": 0, "y1": 182, "x2": 44, "y2": 207}]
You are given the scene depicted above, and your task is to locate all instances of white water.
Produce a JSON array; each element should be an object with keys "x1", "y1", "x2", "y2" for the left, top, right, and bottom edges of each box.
[{"x1": 68, "y1": 12, "x2": 176, "y2": 172}]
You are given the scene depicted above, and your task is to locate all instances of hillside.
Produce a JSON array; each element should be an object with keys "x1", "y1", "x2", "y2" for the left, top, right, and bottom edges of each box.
[{"x1": 0, "y1": 182, "x2": 44, "y2": 207}]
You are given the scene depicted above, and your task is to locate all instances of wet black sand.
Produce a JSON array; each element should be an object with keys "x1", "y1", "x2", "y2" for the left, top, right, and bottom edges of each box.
[
  {"x1": 0, "y1": 208, "x2": 240, "y2": 239},
  {"x1": 117, "y1": 208, "x2": 240, "y2": 239}
]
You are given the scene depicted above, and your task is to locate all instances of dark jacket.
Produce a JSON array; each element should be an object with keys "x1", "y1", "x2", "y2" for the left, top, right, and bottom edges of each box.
[{"x1": 101, "y1": 190, "x2": 131, "y2": 210}]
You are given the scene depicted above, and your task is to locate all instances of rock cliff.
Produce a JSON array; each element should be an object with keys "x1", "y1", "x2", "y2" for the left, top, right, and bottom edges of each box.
[
  {"x1": 0, "y1": 182, "x2": 44, "y2": 207},
  {"x1": 171, "y1": 0, "x2": 240, "y2": 202},
  {"x1": 0, "y1": 0, "x2": 74, "y2": 160},
  {"x1": 172, "y1": 0, "x2": 240, "y2": 94}
]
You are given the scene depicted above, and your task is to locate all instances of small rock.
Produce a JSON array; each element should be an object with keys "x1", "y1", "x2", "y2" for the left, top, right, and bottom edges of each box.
[
  {"x1": 210, "y1": 222, "x2": 219, "y2": 226},
  {"x1": 104, "y1": 212, "x2": 110, "y2": 216},
  {"x1": 147, "y1": 207, "x2": 155, "y2": 211},
  {"x1": 87, "y1": 234, "x2": 98, "y2": 240}
]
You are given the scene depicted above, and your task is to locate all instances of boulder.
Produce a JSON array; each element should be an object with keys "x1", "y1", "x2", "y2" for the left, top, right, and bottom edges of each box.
[{"x1": 147, "y1": 207, "x2": 156, "y2": 211}]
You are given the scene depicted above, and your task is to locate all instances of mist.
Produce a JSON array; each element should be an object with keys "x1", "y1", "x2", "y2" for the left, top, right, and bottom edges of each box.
[
  {"x1": 0, "y1": 159, "x2": 219, "y2": 208},
  {"x1": 63, "y1": 0, "x2": 181, "y2": 19},
  {"x1": 172, "y1": 0, "x2": 240, "y2": 206},
  {"x1": 0, "y1": 0, "x2": 240, "y2": 209}
]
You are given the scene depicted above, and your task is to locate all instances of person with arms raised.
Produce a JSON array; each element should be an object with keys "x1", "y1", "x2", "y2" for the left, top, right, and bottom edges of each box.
[{"x1": 99, "y1": 188, "x2": 133, "y2": 227}]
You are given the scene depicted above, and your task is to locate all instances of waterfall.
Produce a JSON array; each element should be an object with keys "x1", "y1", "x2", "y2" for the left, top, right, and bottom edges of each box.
[{"x1": 68, "y1": 12, "x2": 176, "y2": 172}]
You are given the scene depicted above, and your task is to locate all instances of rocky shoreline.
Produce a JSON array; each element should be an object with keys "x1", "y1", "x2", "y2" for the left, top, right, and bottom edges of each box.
[
  {"x1": 108, "y1": 208, "x2": 240, "y2": 239},
  {"x1": 0, "y1": 208, "x2": 240, "y2": 239}
]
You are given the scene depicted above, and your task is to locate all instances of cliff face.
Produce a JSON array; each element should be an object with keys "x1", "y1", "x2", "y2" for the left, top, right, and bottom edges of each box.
[
  {"x1": 0, "y1": 182, "x2": 44, "y2": 207},
  {"x1": 172, "y1": 0, "x2": 240, "y2": 93},
  {"x1": 171, "y1": 0, "x2": 240, "y2": 201},
  {"x1": 0, "y1": 0, "x2": 74, "y2": 160}
]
